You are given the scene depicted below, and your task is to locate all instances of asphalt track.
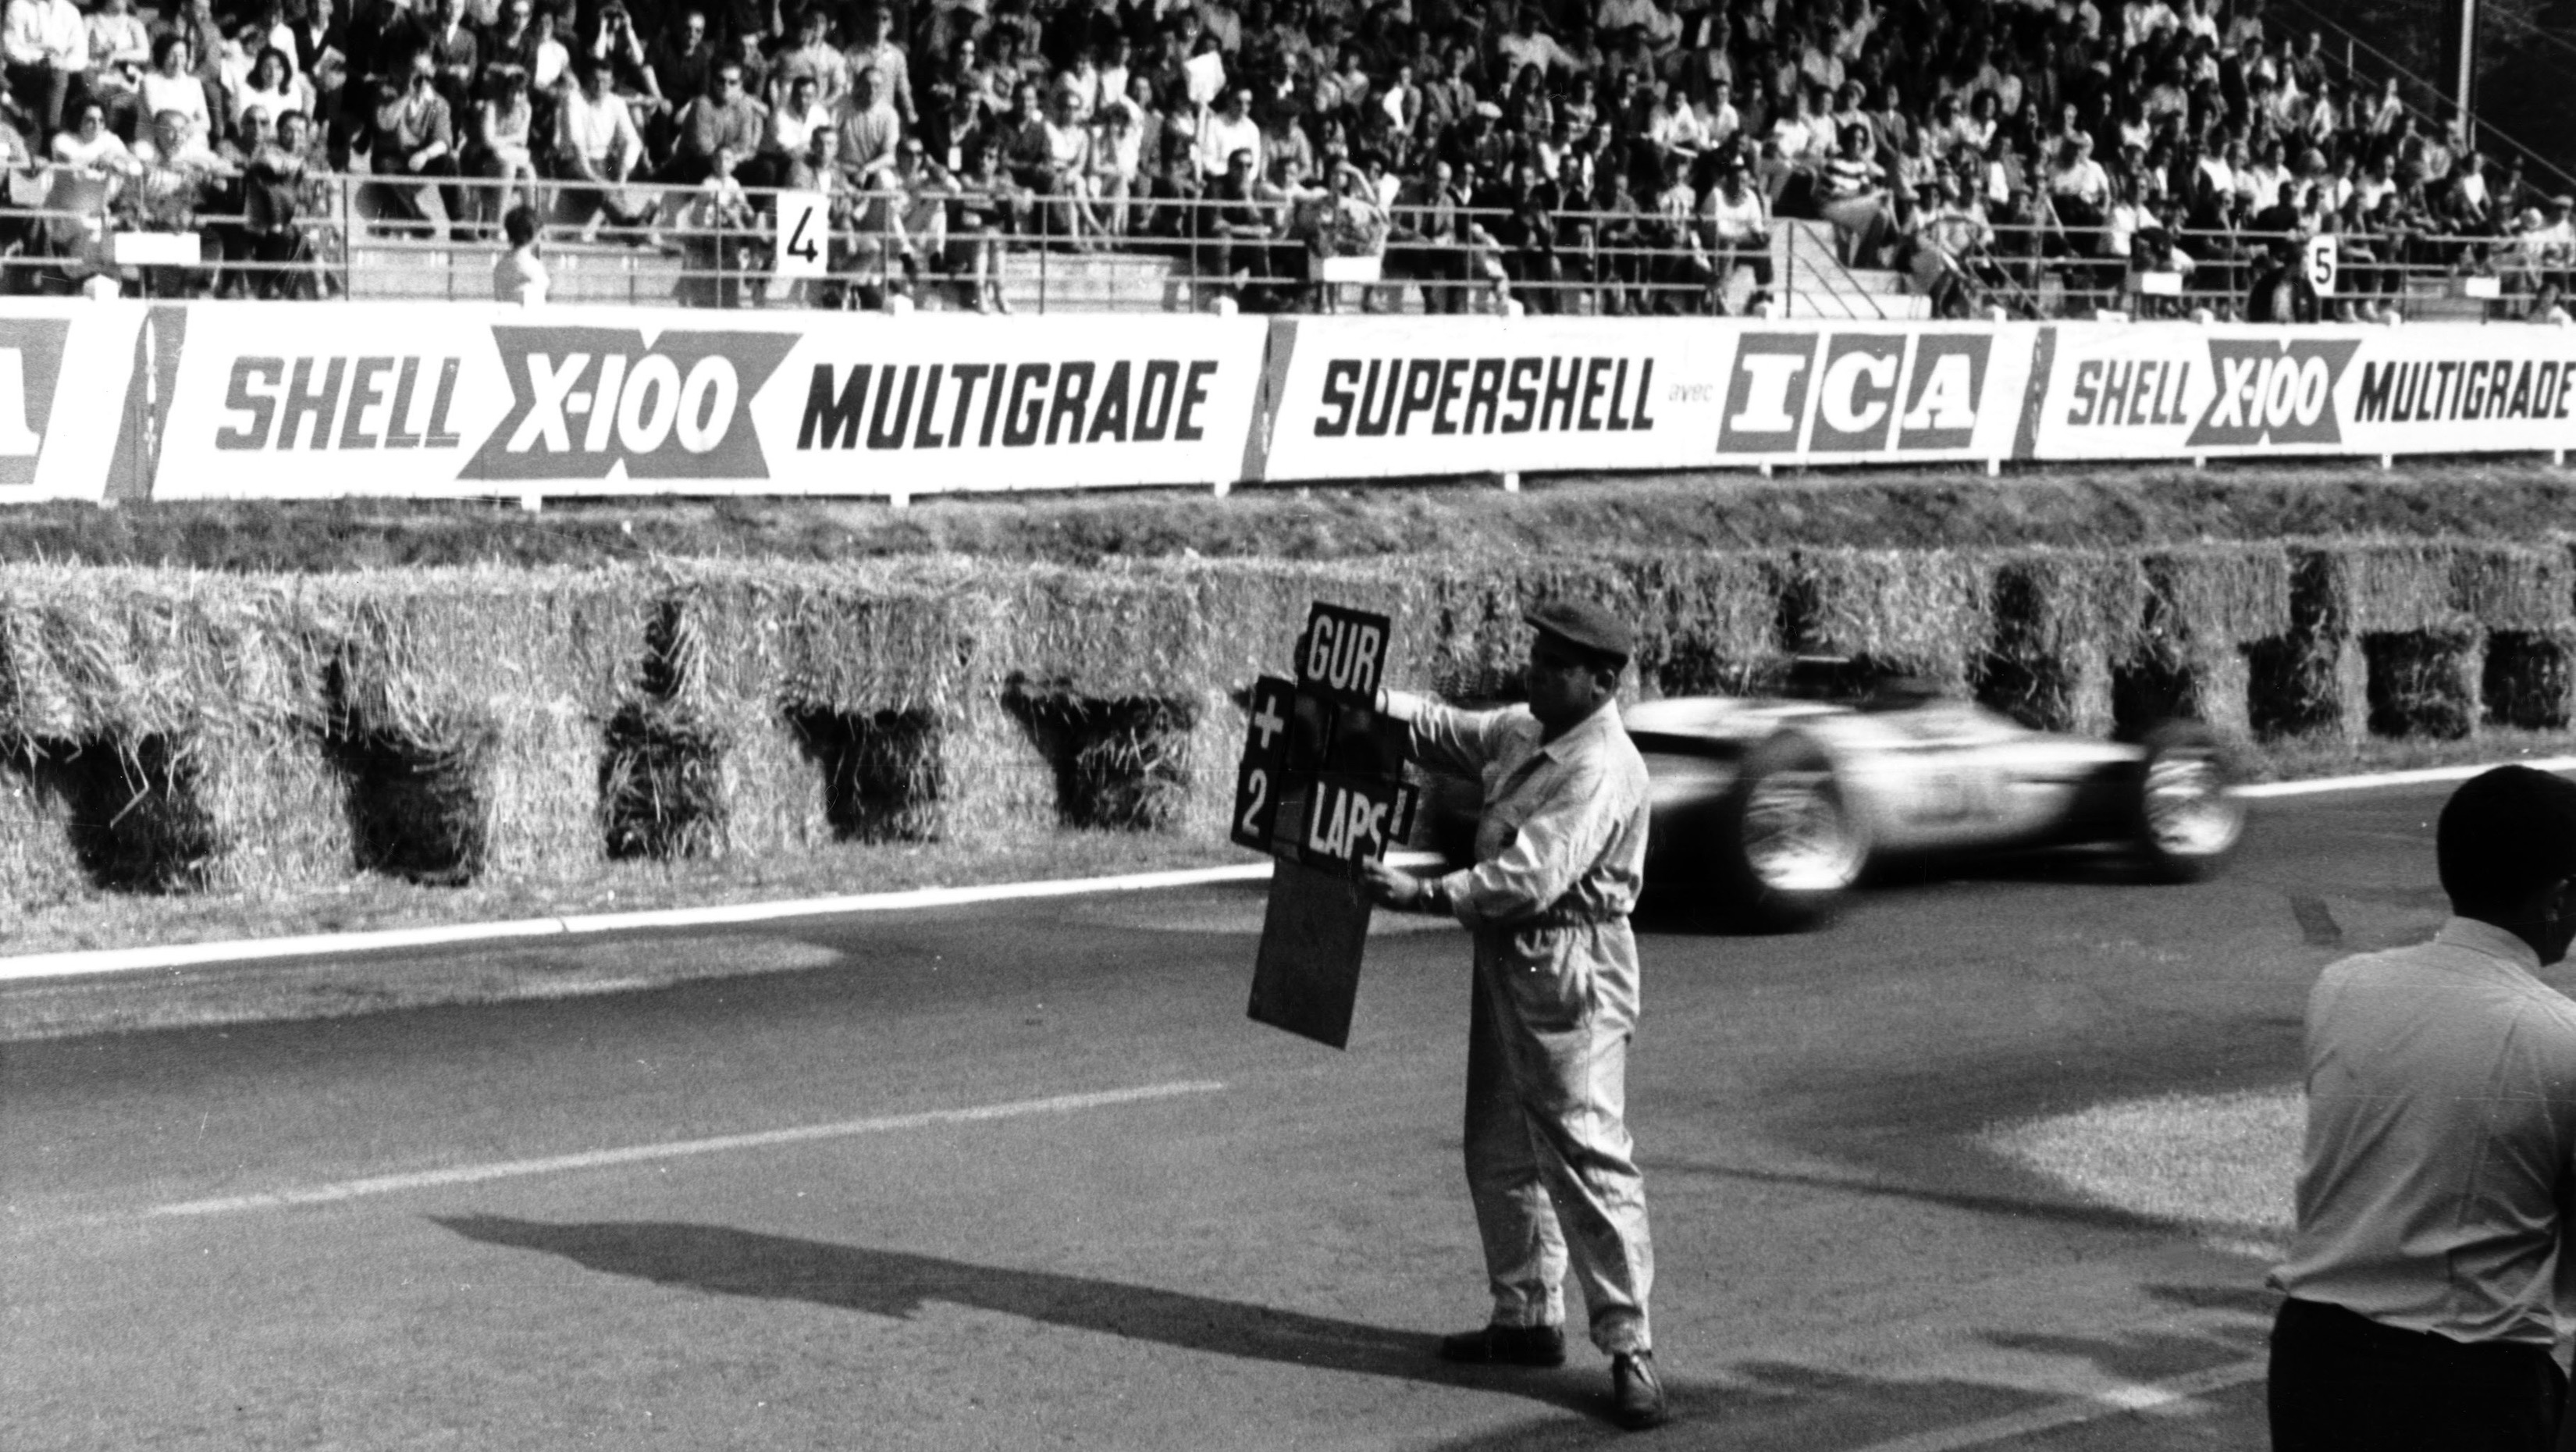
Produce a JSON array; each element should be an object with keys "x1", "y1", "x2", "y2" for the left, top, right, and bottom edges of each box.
[{"x1": 0, "y1": 783, "x2": 2500, "y2": 1450}]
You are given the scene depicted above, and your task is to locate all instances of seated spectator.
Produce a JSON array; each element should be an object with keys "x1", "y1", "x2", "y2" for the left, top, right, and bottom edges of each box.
[
  {"x1": 1699, "y1": 155, "x2": 1771, "y2": 311},
  {"x1": 649, "y1": 10, "x2": 718, "y2": 128},
  {"x1": 139, "y1": 34, "x2": 214, "y2": 146},
  {"x1": 84, "y1": 0, "x2": 147, "y2": 88},
  {"x1": 234, "y1": 47, "x2": 302, "y2": 139},
  {"x1": 676, "y1": 143, "x2": 754, "y2": 306},
  {"x1": 763, "y1": 69, "x2": 834, "y2": 189},
  {"x1": 667, "y1": 55, "x2": 763, "y2": 184},
  {"x1": 371, "y1": 54, "x2": 456, "y2": 238},
  {"x1": 1200, "y1": 144, "x2": 1279, "y2": 303},
  {"x1": 1194, "y1": 84, "x2": 1261, "y2": 182},
  {"x1": 553, "y1": 59, "x2": 649, "y2": 237},
  {"x1": 1087, "y1": 91, "x2": 1142, "y2": 235},
  {"x1": 1817, "y1": 121, "x2": 1890, "y2": 264},
  {"x1": 474, "y1": 66, "x2": 537, "y2": 233},
  {"x1": 941, "y1": 136, "x2": 1016, "y2": 311},
  {"x1": 241, "y1": 106, "x2": 319, "y2": 295},
  {"x1": 832, "y1": 62, "x2": 901, "y2": 191},
  {"x1": 591, "y1": 2, "x2": 664, "y2": 119}
]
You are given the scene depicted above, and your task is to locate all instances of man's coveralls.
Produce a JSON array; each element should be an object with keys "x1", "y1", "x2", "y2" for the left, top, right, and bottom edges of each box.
[{"x1": 1386, "y1": 689, "x2": 1656, "y2": 1354}]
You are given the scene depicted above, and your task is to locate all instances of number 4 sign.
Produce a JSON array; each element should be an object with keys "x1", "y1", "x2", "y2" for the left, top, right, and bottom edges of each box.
[{"x1": 774, "y1": 190, "x2": 829, "y2": 279}]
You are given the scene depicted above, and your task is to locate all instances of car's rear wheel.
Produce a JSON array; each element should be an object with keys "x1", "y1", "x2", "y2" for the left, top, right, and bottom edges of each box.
[
  {"x1": 1713, "y1": 735, "x2": 1867, "y2": 931},
  {"x1": 2128, "y1": 722, "x2": 2244, "y2": 882}
]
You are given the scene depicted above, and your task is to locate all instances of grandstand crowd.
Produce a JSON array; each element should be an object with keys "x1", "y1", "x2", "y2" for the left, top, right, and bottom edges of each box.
[{"x1": 4, "y1": 0, "x2": 2572, "y2": 316}]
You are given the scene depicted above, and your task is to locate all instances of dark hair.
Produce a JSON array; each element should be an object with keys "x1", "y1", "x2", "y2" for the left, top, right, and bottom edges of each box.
[
  {"x1": 502, "y1": 204, "x2": 541, "y2": 247},
  {"x1": 2438, "y1": 767, "x2": 2576, "y2": 918}
]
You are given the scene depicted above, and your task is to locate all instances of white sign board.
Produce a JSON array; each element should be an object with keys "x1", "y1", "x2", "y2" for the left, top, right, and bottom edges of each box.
[
  {"x1": 2303, "y1": 235, "x2": 2338, "y2": 297},
  {"x1": 774, "y1": 190, "x2": 829, "y2": 279}
]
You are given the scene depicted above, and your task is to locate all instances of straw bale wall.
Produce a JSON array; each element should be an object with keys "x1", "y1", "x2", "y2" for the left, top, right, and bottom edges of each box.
[{"x1": 5, "y1": 536, "x2": 2576, "y2": 906}]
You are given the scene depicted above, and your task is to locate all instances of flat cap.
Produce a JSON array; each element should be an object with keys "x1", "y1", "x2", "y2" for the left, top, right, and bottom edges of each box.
[{"x1": 1525, "y1": 598, "x2": 1635, "y2": 666}]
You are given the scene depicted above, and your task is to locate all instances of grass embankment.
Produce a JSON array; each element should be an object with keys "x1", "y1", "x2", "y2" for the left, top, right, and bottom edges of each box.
[{"x1": 17, "y1": 459, "x2": 2576, "y2": 570}]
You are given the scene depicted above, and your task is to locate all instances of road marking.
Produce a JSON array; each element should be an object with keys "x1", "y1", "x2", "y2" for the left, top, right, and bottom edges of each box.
[
  {"x1": 1841, "y1": 1356, "x2": 2268, "y2": 1452},
  {"x1": 141, "y1": 1080, "x2": 1226, "y2": 1220},
  {"x1": 2240, "y1": 757, "x2": 2576, "y2": 799}
]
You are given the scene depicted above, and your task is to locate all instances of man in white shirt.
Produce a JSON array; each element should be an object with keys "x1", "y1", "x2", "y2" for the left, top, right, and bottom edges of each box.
[
  {"x1": 554, "y1": 59, "x2": 646, "y2": 236},
  {"x1": 3, "y1": 0, "x2": 84, "y2": 136},
  {"x1": 2270, "y1": 766, "x2": 2576, "y2": 1450},
  {"x1": 1192, "y1": 84, "x2": 1259, "y2": 181}
]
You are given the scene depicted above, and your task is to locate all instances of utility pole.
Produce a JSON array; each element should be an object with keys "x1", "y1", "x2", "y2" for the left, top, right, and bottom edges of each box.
[{"x1": 2440, "y1": 0, "x2": 2479, "y2": 133}]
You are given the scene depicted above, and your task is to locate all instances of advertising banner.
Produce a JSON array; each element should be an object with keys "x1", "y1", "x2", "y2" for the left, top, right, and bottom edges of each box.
[
  {"x1": 2030, "y1": 322, "x2": 2576, "y2": 461},
  {"x1": 1703, "y1": 322, "x2": 2037, "y2": 465},
  {"x1": 147, "y1": 304, "x2": 1268, "y2": 499},
  {"x1": 0, "y1": 299, "x2": 142, "y2": 503},
  {"x1": 1256, "y1": 318, "x2": 2038, "y2": 479},
  {"x1": 1254, "y1": 316, "x2": 1730, "y2": 480}
]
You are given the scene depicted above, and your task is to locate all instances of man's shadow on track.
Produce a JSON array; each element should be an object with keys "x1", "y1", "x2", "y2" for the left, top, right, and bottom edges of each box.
[{"x1": 433, "y1": 1214, "x2": 1627, "y2": 1420}]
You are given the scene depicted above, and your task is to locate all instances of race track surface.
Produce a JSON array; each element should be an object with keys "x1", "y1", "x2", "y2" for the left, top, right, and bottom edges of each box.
[{"x1": 2, "y1": 785, "x2": 2485, "y2": 1450}]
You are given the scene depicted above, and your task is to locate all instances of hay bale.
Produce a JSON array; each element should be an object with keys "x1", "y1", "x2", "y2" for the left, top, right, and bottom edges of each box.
[
  {"x1": 1976, "y1": 552, "x2": 2148, "y2": 734},
  {"x1": 308, "y1": 568, "x2": 649, "y2": 884},
  {"x1": 2482, "y1": 628, "x2": 2576, "y2": 730},
  {"x1": 2452, "y1": 544, "x2": 2575, "y2": 632},
  {"x1": 2363, "y1": 616, "x2": 2484, "y2": 741},
  {"x1": 1786, "y1": 549, "x2": 1991, "y2": 695},
  {"x1": 658, "y1": 560, "x2": 991, "y2": 853},
  {"x1": 2245, "y1": 549, "x2": 2365, "y2": 742},
  {"x1": 0, "y1": 566, "x2": 341, "y2": 895},
  {"x1": 599, "y1": 703, "x2": 728, "y2": 862}
]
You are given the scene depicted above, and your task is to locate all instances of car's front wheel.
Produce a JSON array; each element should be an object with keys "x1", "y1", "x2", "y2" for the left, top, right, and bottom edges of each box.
[
  {"x1": 1712, "y1": 734, "x2": 1868, "y2": 931},
  {"x1": 2127, "y1": 721, "x2": 2245, "y2": 882}
]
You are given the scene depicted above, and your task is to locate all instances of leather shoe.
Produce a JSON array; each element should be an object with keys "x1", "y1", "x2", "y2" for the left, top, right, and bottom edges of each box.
[
  {"x1": 1611, "y1": 1351, "x2": 1668, "y2": 1430},
  {"x1": 1437, "y1": 1322, "x2": 1567, "y2": 1367}
]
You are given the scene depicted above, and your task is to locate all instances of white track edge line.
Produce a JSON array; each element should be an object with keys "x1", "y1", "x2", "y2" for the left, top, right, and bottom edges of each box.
[
  {"x1": 142, "y1": 1079, "x2": 1227, "y2": 1219},
  {"x1": 1841, "y1": 1355, "x2": 2270, "y2": 1452},
  {"x1": 0, "y1": 752, "x2": 2556, "y2": 986},
  {"x1": 0, "y1": 862, "x2": 1280, "y2": 984},
  {"x1": 2239, "y1": 756, "x2": 2576, "y2": 798}
]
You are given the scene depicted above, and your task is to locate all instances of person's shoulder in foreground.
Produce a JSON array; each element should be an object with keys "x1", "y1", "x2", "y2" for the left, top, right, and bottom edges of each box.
[{"x1": 2268, "y1": 764, "x2": 2576, "y2": 1452}]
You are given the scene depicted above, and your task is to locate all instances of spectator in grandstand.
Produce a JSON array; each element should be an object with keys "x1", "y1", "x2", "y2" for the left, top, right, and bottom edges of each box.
[
  {"x1": 2, "y1": 0, "x2": 81, "y2": 141},
  {"x1": 234, "y1": 46, "x2": 302, "y2": 138},
  {"x1": 1026, "y1": 76, "x2": 1095, "y2": 244},
  {"x1": 763, "y1": 67, "x2": 833, "y2": 188},
  {"x1": 240, "y1": 106, "x2": 318, "y2": 295},
  {"x1": 422, "y1": 0, "x2": 477, "y2": 119},
  {"x1": 667, "y1": 54, "x2": 763, "y2": 184},
  {"x1": 943, "y1": 134, "x2": 1014, "y2": 311},
  {"x1": 554, "y1": 58, "x2": 649, "y2": 237},
  {"x1": 833, "y1": 60, "x2": 901, "y2": 194},
  {"x1": 471, "y1": 65, "x2": 536, "y2": 233},
  {"x1": 1194, "y1": 83, "x2": 1259, "y2": 181},
  {"x1": 371, "y1": 52, "x2": 455, "y2": 237},
  {"x1": 849, "y1": 4, "x2": 913, "y2": 130},
  {"x1": 650, "y1": 10, "x2": 719, "y2": 126},
  {"x1": 493, "y1": 198, "x2": 546, "y2": 301},
  {"x1": 591, "y1": 2, "x2": 665, "y2": 119},
  {"x1": 1087, "y1": 87, "x2": 1141, "y2": 235},
  {"x1": 780, "y1": 5, "x2": 846, "y2": 104},
  {"x1": 1816, "y1": 120, "x2": 1888, "y2": 265},
  {"x1": 676, "y1": 141, "x2": 754, "y2": 306},
  {"x1": 1699, "y1": 155, "x2": 1770, "y2": 313},
  {"x1": 140, "y1": 34, "x2": 215, "y2": 146}
]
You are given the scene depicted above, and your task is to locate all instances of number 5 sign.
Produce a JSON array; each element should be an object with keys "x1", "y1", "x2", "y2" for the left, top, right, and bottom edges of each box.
[
  {"x1": 2302, "y1": 234, "x2": 2337, "y2": 297},
  {"x1": 774, "y1": 190, "x2": 829, "y2": 279}
]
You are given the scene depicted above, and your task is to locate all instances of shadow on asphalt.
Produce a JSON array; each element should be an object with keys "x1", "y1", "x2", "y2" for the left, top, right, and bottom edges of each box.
[
  {"x1": 1646, "y1": 1158, "x2": 2183, "y2": 1237},
  {"x1": 433, "y1": 1214, "x2": 1635, "y2": 1423}
]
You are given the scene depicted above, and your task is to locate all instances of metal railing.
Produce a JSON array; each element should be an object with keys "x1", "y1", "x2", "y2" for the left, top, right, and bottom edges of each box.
[{"x1": 3, "y1": 164, "x2": 2564, "y2": 323}]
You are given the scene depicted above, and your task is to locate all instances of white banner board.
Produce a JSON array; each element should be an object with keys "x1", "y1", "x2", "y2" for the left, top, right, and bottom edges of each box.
[{"x1": 148, "y1": 304, "x2": 1268, "y2": 498}]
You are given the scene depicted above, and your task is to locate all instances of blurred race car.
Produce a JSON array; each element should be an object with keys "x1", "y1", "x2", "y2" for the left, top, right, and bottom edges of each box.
[{"x1": 1427, "y1": 661, "x2": 2246, "y2": 931}]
